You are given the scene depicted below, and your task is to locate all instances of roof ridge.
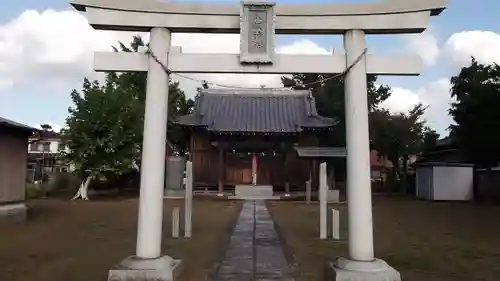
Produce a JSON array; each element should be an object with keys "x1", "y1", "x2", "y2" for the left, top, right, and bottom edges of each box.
[{"x1": 199, "y1": 88, "x2": 310, "y2": 96}]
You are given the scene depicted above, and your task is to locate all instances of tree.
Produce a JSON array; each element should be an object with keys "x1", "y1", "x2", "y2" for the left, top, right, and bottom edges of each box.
[
  {"x1": 111, "y1": 36, "x2": 194, "y2": 153},
  {"x1": 449, "y1": 58, "x2": 500, "y2": 169},
  {"x1": 282, "y1": 74, "x2": 392, "y2": 192},
  {"x1": 370, "y1": 104, "x2": 437, "y2": 192},
  {"x1": 40, "y1": 124, "x2": 53, "y2": 131},
  {"x1": 422, "y1": 127, "x2": 440, "y2": 151},
  {"x1": 61, "y1": 36, "x2": 193, "y2": 200},
  {"x1": 281, "y1": 74, "x2": 391, "y2": 146},
  {"x1": 282, "y1": 73, "x2": 437, "y2": 192}
]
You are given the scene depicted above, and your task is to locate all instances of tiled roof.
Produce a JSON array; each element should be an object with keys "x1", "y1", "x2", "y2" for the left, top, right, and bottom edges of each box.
[
  {"x1": 176, "y1": 89, "x2": 337, "y2": 133},
  {"x1": 39, "y1": 130, "x2": 61, "y2": 139},
  {"x1": 0, "y1": 117, "x2": 38, "y2": 132}
]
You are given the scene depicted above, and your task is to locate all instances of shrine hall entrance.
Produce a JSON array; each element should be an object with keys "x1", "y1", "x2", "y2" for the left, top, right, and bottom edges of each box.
[{"x1": 224, "y1": 150, "x2": 283, "y2": 186}]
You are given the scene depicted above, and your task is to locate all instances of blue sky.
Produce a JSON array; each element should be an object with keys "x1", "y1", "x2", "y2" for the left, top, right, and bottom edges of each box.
[{"x1": 0, "y1": 0, "x2": 499, "y2": 136}]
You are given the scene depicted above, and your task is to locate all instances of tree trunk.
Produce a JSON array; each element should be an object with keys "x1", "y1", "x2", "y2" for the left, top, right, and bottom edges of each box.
[
  {"x1": 72, "y1": 176, "x2": 92, "y2": 200},
  {"x1": 132, "y1": 161, "x2": 140, "y2": 172},
  {"x1": 388, "y1": 155, "x2": 400, "y2": 194}
]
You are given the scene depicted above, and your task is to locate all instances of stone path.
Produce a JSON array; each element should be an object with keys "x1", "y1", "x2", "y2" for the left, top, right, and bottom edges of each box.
[{"x1": 212, "y1": 200, "x2": 294, "y2": 281}]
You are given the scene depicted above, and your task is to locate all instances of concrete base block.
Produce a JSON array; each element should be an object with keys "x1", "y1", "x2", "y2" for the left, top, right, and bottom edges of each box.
[
  {"x1": 108, "y1": 255, "x2": 182, "y2": 281},
  {"x1": 164, "y1": 190, "x2": 186, "y2": 199},
  {"x1": 0, "y1": 202, "x2": 27, "y2": 222},
  {"x1": 325, "y1": 258, "x2": 401, "y2": 281},
  {"x1": 327, "y1": 190, "x2": 340, "y2": 203}
]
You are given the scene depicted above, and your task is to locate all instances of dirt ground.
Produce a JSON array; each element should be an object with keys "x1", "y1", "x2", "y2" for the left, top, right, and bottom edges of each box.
[
  {"x1": 0, "y1": 198, "x2": 241, "y2": 281},
  {"x1": 268, "y1": 196, "x2": 500, "y2": 281}
]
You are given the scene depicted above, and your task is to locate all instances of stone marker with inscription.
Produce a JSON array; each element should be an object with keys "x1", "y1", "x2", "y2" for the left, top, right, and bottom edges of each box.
[{"x1": 240, "y1": 1, "x2": 275, "y2": 64}]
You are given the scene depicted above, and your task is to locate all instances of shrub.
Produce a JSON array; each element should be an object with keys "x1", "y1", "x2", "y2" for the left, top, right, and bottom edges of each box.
[
  {"x1": 26, "y1": 183, "x2": 47, "y2": 199},
  {"x1": 47, "y1": 172, "x2": 81, "y2": 196}
]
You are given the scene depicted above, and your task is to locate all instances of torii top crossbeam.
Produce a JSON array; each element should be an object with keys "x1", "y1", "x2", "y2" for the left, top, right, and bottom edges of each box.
[
  {"x1": 71, "y1": 0, "x2": 446, "y2": 76},
  {"x1": 71, "y1": 0, "x2": 445, "y2": 34}
]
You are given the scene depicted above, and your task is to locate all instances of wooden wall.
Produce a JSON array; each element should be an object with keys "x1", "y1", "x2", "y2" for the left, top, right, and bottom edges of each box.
[
  {"x1": 296, "y1": 131, "x2": 320, "y2": 190},
  {"x1": 189, "y1": 132, "x2": 218, "y2": 187},
  {"x1": 189, "y1": 131, "x2": 321, "y2": 190},
  {"x1": 0, "y1": 128, "x2": 29, "y2": 205}
]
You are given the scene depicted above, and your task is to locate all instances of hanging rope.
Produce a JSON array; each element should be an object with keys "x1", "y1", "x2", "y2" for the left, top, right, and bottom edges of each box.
[{"x1": 145, "y1": 47, "x2": 368, "y2": 90}]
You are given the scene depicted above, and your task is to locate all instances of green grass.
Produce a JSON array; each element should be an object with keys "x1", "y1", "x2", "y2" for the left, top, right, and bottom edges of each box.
[
  {"x1": 0, "y1": 198, "x2": 241, "y2": 281},
  {"x1": 268, "y1": 197, "x2": 500, "y2": 281}
]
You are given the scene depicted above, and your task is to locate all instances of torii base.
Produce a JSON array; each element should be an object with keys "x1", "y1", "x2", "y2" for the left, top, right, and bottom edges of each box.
[
  {"x1": 325, "y1": 258, "x2": 401, "y2": 281},
  {"x1": 108, "y1": 255, "x2": 182, "y2": 281}
]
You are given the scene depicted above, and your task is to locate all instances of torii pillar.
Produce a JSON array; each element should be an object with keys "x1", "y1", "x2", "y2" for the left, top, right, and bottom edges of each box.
[{"x1": 71, "y1": 0, "x2": 446, "y2": 280}]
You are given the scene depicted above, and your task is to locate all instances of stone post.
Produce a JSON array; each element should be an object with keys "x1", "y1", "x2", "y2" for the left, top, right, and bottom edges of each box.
[
  {"x1": 285, "y1": 182, "x2": 291, "y2": 196},
  {"x1": 184, "y1": 161, "x2": 193, "y2": 238},
  {"x1": 332, "y1": 208, "x2": 340, "y2": 240},
  {"x1": 172, "y1": 207, "x2": 180, "y2": 238},
  {"x1": 319, "y1": 162, "x2": 327, "y2": 240},
  {"x1": 136, "y1": 27, "x2": 172, "y2": 259},
  {"x1": 306, "y1": 180, "x2": 312, "y2": 204},
  {"x1": 108, "y1": 27, "x2": 181, "y2": 281},
  {"x1": 343, "y1": 29, "x2": 375, "y2": 262}
]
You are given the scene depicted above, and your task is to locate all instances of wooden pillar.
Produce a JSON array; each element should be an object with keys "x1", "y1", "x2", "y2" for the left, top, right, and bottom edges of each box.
[
  {"x1": 217, "y1": 144, "x2": 224, "y2": 195},
  {"x1": 284, "y1": 148, "x2": 290, "y2": 193},
  {"x1": 312, "y1": 158, "x2": 318, "y2": 191}
]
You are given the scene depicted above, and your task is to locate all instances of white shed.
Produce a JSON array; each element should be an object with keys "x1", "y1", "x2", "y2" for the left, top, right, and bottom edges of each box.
[{"x1": 415, "y1": 162, "x2": 474, "y2": 201}]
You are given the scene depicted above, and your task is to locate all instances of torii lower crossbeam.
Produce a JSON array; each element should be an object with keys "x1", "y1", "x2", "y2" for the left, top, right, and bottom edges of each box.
[{"x1": 94, "y1": 52, "x2": 422, "y2": 75}]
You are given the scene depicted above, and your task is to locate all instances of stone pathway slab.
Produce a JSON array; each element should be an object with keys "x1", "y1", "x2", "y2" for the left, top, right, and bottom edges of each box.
[{"x1": 211, "y1": 200, "x2": 294, "y2": 281}]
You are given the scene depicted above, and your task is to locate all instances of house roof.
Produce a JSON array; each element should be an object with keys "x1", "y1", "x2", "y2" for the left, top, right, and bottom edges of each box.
[
  {"x1": 38, "y1": 130, "x2": 61, "y2": 140},
  {"x1": 0, "y1": 117, "x2": 38, "y2": 133},
  {"x1": 435, "y1": 136, "x2": 453, "y2": 147},
  {"x1": 176, "y1": 89, "x2": 337, "y2": 133}
]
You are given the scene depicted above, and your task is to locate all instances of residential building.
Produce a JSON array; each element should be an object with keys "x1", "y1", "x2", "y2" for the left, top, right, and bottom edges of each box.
[{"x1": 27, "y1": 130, "x2": 67, "y2": 182}]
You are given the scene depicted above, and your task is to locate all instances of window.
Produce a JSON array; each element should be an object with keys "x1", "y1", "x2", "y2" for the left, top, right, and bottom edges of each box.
[
  {"x1": 42, "y1": 142, "x2": 50, "y2": 152},
  {"x1": 29, "y1": 143, "x2": 38, "y2": 151},
  {"x1": 31, "y1": 141, "x2": 51, "y2": 152}
]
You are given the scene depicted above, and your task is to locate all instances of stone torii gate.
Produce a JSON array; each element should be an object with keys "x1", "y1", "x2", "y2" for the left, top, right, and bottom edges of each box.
[{"x1": 71, "y1": 0, "x2": 446, "y2": 280}]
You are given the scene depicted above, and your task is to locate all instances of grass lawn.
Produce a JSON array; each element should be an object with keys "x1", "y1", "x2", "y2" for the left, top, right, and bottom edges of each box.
[
  {"x1": 268, "y1": 196, "x2": 500, "y2": 281},
  {"x1": 0, "y1": 197, "x2": 241, "y2": 281}
]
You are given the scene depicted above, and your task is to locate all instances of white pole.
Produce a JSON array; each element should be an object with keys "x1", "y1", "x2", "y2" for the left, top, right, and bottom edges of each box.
[
  {"x1": 306, "y1": 180, "x2": 312, "y2": 204},
  {"x1": 136, "y1": 27, "x2": 171, "y2": 259},
  {"x1": 184, "y1": 161, "x2": 193, "y2": 238},
  {"x1": 332, "y1": 209, "x2": 340, "y2": 240},
  {"x1": 319, "y1": 162, "x2": 327, "y2": 240},
  {"x1": 172, "y1": 207, "x2": 180, "y2": 238},
  {"x1": 344, "y1": 29, "x2": 375, "y2": 261}
]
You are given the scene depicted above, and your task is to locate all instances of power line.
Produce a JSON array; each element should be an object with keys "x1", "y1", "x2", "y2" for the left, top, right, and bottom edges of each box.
[{"x1": 145, "y1": 47, "x2": 367, "y2": 90}]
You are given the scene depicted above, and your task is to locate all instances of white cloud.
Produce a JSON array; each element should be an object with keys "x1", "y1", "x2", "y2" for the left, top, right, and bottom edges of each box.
[
  {"x1": 0, "y1": 77, "x2": 13, "y2": 91},
  {"x1": 169, "y1": 36, "x2": 332, "y2": 97},
  {"x1": 381, "y1": 87, "x2": 421, "y2": 113},
  {"x1": 402, "y1": 29, "x2": 440, "y2": 65},
  {"x1": 0, "y1": 9, "x2": 333, "y2": 98},
  {"x1": 279, "y1": 39, "x2": 332, "y2": 55},
  {"x1": 0, "y1": 9, "x2": 136, "y2": 92},
  {"x1": 381, "y1": 78, "x2": 452, "y2": 135},
  {"x1": 445, "y1": 30, "x2": 500, "y2": 67},
  {"x1": 6, "y1": 9, "x2": 493, "y2": 137}
]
